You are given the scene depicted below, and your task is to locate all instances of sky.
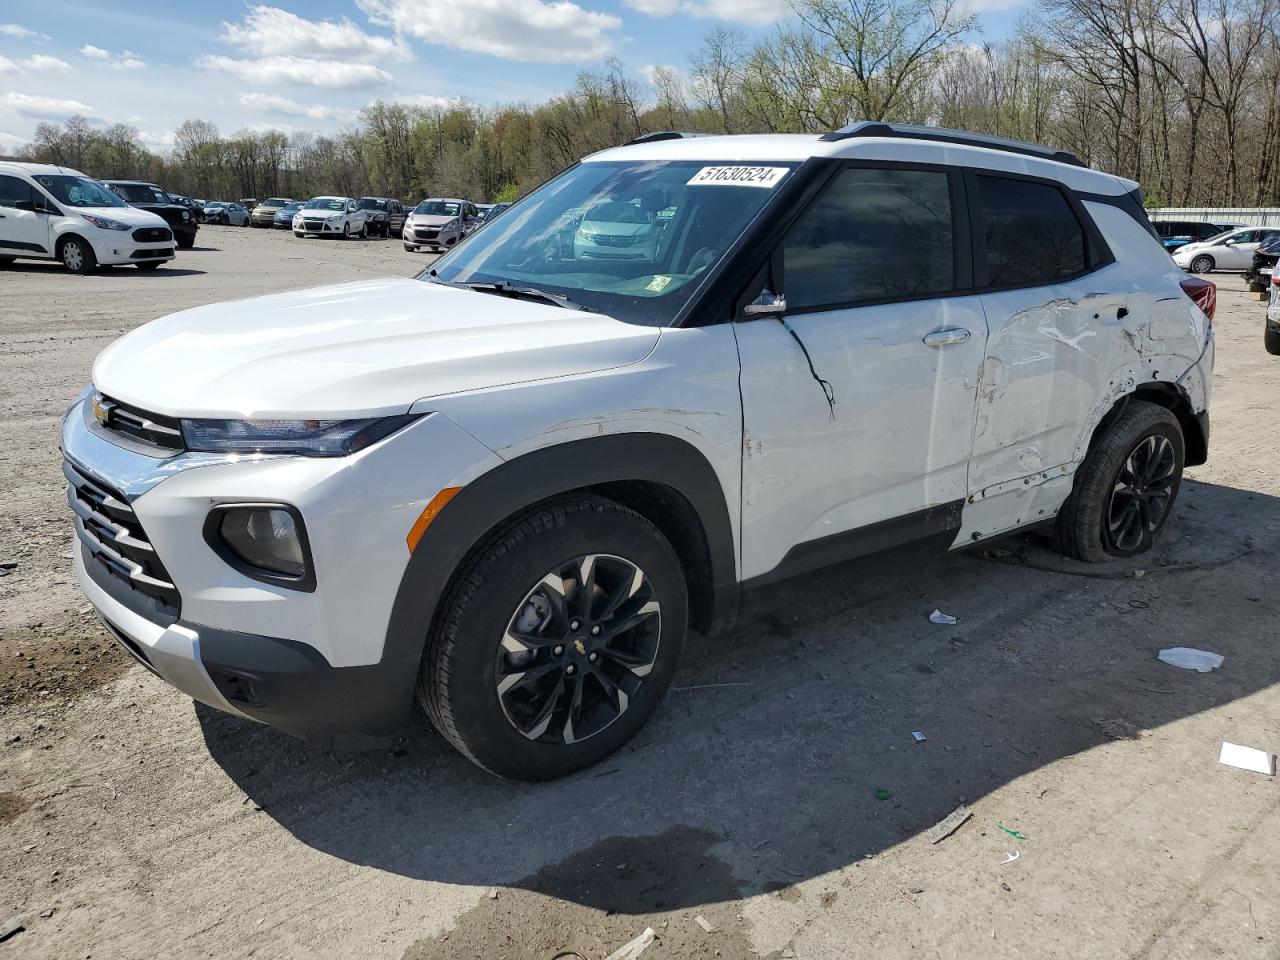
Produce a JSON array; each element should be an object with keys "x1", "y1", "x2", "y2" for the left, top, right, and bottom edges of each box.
[{"x1": 0, "y1": 0, "x2": 1031, "y2": 156}]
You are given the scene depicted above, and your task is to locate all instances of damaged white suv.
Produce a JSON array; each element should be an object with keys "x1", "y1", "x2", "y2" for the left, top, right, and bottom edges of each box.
[{"x1": 64, "y1": 124, "x2": 1214, "y2": 780}]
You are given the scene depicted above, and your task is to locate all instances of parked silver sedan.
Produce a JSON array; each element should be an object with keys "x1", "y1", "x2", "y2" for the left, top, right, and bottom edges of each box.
[{"x1": 402, "y1": 198, "x2": 481, "y2": 253}]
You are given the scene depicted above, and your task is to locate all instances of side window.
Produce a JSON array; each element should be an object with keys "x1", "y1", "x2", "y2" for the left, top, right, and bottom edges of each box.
[
  {"x1": 0, "y1": 175, "x2": 31, "y2": 207},
  {"x1": 976, "y1": 175, "x2": 1086, "y2": 287},
  {"x1": 784, "y1": 167, "x2": 955, "y2": 310}
]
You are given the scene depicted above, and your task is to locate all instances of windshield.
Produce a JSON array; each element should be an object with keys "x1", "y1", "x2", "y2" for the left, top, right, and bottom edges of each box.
[
  {"x1": 423, "y1": 160, "x2": 792, "y2": 326},
  {"x1": 109, "y1": 183, "x2": 170, "y2": 204},
  {"x1": 258, "y1": 198, "x2": 289, "y2": 208},
  {"x1": 279, "y1": 202, "x2": 304, "y2": 213},
  {"x1": 35, "y1": 175, "x2": 127, "y2": 208},
  {"x1": 357, "y1": 198, "x2": 388, "y2": 210},
  {"x1": 415, "y1": 200, "x2": 461, "y2": 217},
  {"x1": 305, "y1": 198, "x2": 346, "y2": 211},
  {"x1": 205, "y1": 202, "x2": 224, "y2": 209}
]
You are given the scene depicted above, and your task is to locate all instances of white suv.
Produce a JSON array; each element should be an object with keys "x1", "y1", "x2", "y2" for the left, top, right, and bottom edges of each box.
[
  {"x1": 0, "y1": 161, "x2": 175, "y2": 273},
  {"x1": 63, "y1": 124, "x2": 1214, "y2": 780}
]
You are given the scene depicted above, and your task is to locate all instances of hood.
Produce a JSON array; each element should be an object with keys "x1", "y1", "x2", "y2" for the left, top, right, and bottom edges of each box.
[
  {"x1": 410, "y1": 214, "x2": 456, "y2": 227},
  {"x1": 75, "y1": 205, "x2": 170, "y2": 228},
  {"x1": 92, "y1": 278, "x2": 661, "y2": 419}
]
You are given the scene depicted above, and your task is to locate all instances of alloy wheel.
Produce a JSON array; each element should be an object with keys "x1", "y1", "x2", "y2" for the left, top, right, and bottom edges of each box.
[
  {"x1": 1106, "y1": 434, "x2": 1177, "y2": 551},
  {"x1": 495, "y1": 553, "x2": 661, "y2": 745}
]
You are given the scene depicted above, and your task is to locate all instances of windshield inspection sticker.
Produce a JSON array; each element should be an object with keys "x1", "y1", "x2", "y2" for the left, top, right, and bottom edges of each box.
[
  {"x1": 687, "y1": 166, "x2": 789, "y2": 188},
  {"x1": 646, "y1": 275, "x2": 674, "y2": 292}
]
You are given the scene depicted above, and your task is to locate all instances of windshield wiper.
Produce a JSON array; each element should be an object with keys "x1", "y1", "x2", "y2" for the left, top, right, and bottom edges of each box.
[{"x1": 436, "y1": 276, "x2": 593, "y2": 312}]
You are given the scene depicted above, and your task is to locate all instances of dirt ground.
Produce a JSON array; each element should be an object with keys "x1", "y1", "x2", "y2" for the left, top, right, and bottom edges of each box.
[{"x1": 1, "y1": 226, "x2": 1278, "y2": 960}]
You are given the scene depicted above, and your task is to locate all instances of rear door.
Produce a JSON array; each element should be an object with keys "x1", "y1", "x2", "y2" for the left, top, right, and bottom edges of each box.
[
  {"x1": 966, "y1": 172, "x2": 1123, "y2": 531},
  {"x1": 0, "y1": 175, "x2": 52, "y2": 258},
  {"x1": 734, "y1": 162, "x2": 986, "y2": 581}
]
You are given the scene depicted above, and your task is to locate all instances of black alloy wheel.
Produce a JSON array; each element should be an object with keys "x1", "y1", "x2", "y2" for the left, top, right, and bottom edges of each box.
[
  {"x1": 1106, "y1": 435, "x2": 1177, "y2": 552},
  {"x1": 496, "y1": 553, "x2": 661, "y2": 745}
]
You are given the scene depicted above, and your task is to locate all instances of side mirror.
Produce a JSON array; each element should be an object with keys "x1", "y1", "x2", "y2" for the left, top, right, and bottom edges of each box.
[
  {"x1": 741, "y1": 292, "x2": 787, "y2": 318},
  {"x1": 14, "y1": 200, "x2": 35, "y2": 212}
]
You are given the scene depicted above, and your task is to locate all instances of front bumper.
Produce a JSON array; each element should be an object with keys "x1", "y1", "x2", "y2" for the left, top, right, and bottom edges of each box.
[
  {"x1": 93, "y1": 240, "x2": 176, "y2": 265},
  {"x1": 61, "y1": 395, "x2": 501, "y2": 742}
]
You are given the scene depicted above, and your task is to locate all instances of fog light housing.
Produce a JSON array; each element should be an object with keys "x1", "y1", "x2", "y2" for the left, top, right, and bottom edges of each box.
[{"x1": 204, "y1": 504, "x2": 315, "y2": 591}]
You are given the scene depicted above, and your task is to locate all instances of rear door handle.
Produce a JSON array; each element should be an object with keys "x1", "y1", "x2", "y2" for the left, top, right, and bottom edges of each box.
[{"x1": 923, "y1": 327, "x2": 970, "y2": 346}]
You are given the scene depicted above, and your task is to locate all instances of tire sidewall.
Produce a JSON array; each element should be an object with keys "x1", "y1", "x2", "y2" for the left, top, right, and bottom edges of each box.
[
  {"x1": 424, "y1": 499, "x2": 688, "y2": 781},
  {"x1": 1087, "y1": 409, "x2": 1184, "y2": 558},
  {"x1": 1191, "y1": 255, "x2": 1214, "y2": 273}
]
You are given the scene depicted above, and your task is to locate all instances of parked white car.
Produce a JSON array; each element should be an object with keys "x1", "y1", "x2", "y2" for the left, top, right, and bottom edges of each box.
[
  {"x1": 0, "y1": 161, "x2": 175, "y2": 273},
  {"x1": 402, "y1": 198, "x2": 479, "y2": 253},
  {"x1": 1173, "y1": 226, "x2": 1280, "y2": 273},
  {"x1": 65, "y1": 124, "x2": 1214, "y2": 780},
  {"x1": 294, "y1": 196, "x2": 368, "y2": 239},
  {"x1": 203, "y1": 202, "x2": 250, "y2": 227}
]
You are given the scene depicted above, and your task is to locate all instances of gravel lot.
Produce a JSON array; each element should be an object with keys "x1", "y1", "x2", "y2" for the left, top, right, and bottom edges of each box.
[{"x1": 2, "y1": 225, "x2": 1278, "y2": 960}]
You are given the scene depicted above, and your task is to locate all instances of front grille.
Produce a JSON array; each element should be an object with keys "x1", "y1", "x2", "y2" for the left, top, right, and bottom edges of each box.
[
  {"x1": 65, "y1": 460, "x2": 181, "y2": 615},
  {"x1": 303, "y1": 219, "x2": 327, "y2": 231},
  {"x1": 414, "y1": 228, "x2": 439, "y2": 240},
  {"x1": 132, "y1": 226, "x2": 172, "y2": 243},
  {"x1": 592, "y1": 234, "x2": 643, "y2": 247},
  {"x1": 92, "y1": 394, "x2": 184, "y2": 451},
  {"x1": 131, "y1": 248, "x2": 174, "y2": 260}
]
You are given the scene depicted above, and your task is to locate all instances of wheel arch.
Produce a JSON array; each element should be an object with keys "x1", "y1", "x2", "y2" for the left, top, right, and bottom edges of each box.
[
  {"x1": 1087, "y1": 381, "x2": 1207, "y2": 467},
  {"x1": 382, "y1": 432, "x2": 740, "y2": 673}
]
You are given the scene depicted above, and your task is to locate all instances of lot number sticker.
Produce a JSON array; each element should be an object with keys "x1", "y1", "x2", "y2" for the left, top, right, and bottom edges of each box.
[{"x1": 687, "y1": 166, "x2": 789, "y2": 188}]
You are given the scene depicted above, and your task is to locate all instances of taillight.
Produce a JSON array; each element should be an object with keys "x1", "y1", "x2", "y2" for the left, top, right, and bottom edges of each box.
[
  {"x1": 1271, "y1": 272, "x2": 1280, "y2": 287},
  {"x1": 1180, "y1": 276, "x2": 1216, "y2": 322}
]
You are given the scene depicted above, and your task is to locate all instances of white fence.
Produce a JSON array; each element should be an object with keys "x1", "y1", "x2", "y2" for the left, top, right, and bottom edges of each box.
[{"x1": 1148, "y1": 207, "x2": 1280, "y2": 227}]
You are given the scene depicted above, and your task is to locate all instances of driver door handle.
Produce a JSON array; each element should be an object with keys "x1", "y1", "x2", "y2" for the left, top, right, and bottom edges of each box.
[{"x1": 923, "y1": 327, "x2": 970, "y2": 347}]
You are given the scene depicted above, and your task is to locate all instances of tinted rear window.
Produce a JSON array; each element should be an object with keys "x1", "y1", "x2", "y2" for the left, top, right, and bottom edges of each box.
[{"x1": 977, "y1": 176, "x2": 1085, "y2": 287}]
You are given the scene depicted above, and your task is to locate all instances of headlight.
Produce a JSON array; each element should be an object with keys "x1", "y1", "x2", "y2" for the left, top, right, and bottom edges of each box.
[
  {"x1": 444, "y1": 218, "x2": 459, "y2": 231},
  {"x1": 180, "y1": 415, "x2": 419, "y2": 457},
  {"x1": 81, "y1": 214, "x2": 131, "y2": 231},
  {"x1": 204, "y1": 504, "x2": 313, "y2": 587}
]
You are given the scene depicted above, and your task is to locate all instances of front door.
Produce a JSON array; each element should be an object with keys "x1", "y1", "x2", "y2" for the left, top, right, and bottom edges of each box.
[
  {"x1": 0, "y1": 175, "x2": 52, "y2": 257},
  {"x1": 734, "y1": 163, "x2": 986, "y2": 581}
]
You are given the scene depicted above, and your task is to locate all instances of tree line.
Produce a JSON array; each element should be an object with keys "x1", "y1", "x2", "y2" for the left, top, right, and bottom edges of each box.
[{"x1": 11, "y1": 0, "x2": 1280, "y2": 207}]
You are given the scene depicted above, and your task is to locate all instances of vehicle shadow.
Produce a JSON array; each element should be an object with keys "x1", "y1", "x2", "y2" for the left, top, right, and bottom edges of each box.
[
  {"x1": 0, "y1": 263, "x2": 205, "y2": 277},
  {"x1": 198, "y1": 477, "x2": 1280, "y2": 914}
]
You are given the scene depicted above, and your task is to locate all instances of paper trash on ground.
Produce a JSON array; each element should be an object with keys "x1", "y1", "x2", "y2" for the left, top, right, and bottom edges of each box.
[
  {"x1": 1157, "y1": 647, "x2": 1224, "y2": 672},
  {"x1": 929, "y1": 609, "x2": 959, "y2": 625},
  {"x1": 1219, "y1": 742, "x2": 1275, "y2": 776},
  {"x1": 604, "y1": 927, "x2": 656, "y2": 960}
]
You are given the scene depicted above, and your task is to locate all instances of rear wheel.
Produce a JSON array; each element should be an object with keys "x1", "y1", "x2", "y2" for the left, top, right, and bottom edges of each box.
[
  {"x1": 1054, "y1": 400, "x2": 1184, "y2": 562},
  {"x1": 1189, "y1": 254, "x2": 1215, "y2": 274},
  {"x1": 1266, "y1": 325, "x2": 1280, "y2": 356},
  {"x1": 59, "y1": 237, "x2": 97, "y2": 275},
  {"x1": 420, "y1": 496, "x2": 687, "y2": 781}
]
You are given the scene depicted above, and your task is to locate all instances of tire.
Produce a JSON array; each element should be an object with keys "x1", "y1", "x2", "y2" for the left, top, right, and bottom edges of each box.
[
  {"x1": 420, "y1": 495, "x2": 688, "y2": 781},
  {"x1": 294, "y1": 231, "x2": 305, "y2": 238},
  {"x1": 0, "y1": 255, "x2": 14, "y2": 265},
  {"x1": 342, "y1": 223, "x2": 350, "y2": 240},
  {"x1": 177, "y1": 235, "x2": 195, "y2": 250},
  {"x1": 1266, "y1": 325, "x2": 1280, "y2": 356},
  {"x1": 1189, "y1": 255, "x2": 1214, "y2": 274},
  {"x1": 1053, "y1": 400, "x2": 1184, "y2": 562},
  {"x1": 59, "y1": 236, "x2": 97, "y2": 275},
  {"x1": 136, "y1": 261, "x2": 163, "y2": 271},
  {"x1": 404, "y1": 243, "x2": 415, "y2": 252}
]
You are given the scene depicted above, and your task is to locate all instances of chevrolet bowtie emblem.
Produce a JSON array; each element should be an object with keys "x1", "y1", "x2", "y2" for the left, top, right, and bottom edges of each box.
[{"x1": 573, "y1": 639, "x2": 586, "y2": 655}]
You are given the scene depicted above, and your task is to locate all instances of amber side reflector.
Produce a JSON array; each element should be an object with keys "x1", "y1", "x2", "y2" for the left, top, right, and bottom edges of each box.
[{"x1": 406, "y1": 486, "x2": 462, "y2": 554}]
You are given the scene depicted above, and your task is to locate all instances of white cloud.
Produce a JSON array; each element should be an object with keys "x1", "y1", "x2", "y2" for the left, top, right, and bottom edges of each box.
[
  {"x1": 0, "y1": 130, "x2": 27, "y2": 151},
  {"x1": 197, "y1": 54, "x2": 392, "y2": 89},
  {"x1": 0, "y1": 54, "x2": 74, "y2": 74},
  {"x1": 0, "y1": 23, "x2": 46, "y2": 40},
  {"x1": 80, "y1": 44, "x2": 147, "y2": 69},
  {"x1": 2, "y1": 92, "x2": 95, "y2": 120},
  {"x1": 376, "y1": 93, "x2": 461, "y2": 110},
  {"x1": 357, "y1": 0, "x2": 621, "y2": 63},
  {"x1": 139, "y1": 130, "x2": 177, "y2": 152},
  {"x1": 23, "y1": 54, "x2": 72, "y2": 73},
  {"x1": 222, "y1": 5, "x2": 412, "y2": 63},
  {"x1": 624, "y1": 0, "x2": 788, "y2": 26},
  {"x1": 239, "y1": 91, "x2": 356, "y2": 121}
]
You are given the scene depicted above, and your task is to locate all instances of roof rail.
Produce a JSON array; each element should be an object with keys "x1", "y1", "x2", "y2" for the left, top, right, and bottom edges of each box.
[
  {"x1": 623, "y1": 131, "x2": 711, "y2": 146},
  {"x1": 819, "y1": 121, "x2": 1083, "y2": 168}
]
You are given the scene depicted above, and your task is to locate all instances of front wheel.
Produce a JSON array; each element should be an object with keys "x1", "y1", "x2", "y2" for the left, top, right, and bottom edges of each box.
[
  {"x1": 342, "y1": 223, "x2": 350, "y2": 240},
  {"x1": 1266, "y1": 325, "x2": 1280, "y2": 356},
  {"x1": 1189, "y1": 255, "x2": 1214, "y2": 274},
  {"x1": 177, "y1": 236, "x2": 195, "y2": 250},
  {"x1": 136, "y1": 261, "x2": 163, "y2": 271},
  {"x1": 60, "y1": 237, "x2": 97, "y2": 274},
  {"x1": 404, "y1": 243, "x2": 415, "y2": 252},
  {"x1": 294, "y1": 231, "x2": 305, "y2": 238},
  {"x1": 419, "y1": 496, "x2": 688, "y2": 781},
  {"x1": 1054, "y1": 400, "x2": 1184, "y2": 562}
]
